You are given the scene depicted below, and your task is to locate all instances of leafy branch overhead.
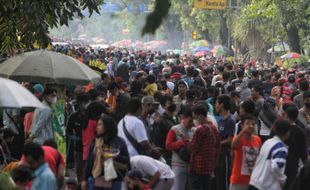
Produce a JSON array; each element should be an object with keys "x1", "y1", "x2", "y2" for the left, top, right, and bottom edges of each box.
[
  {"x1": 142, "y1": 0, "x2": 171, "y2": 36},
  {"x1": 0, "y1": 0, "x2": 102, "y2": 54}
]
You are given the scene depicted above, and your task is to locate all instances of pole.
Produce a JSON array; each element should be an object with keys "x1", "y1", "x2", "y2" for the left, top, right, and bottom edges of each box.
[
  {"x1": 227, "y1": 0, "x2": 232, "y2": 48},
  {"x1": 234, "y1": 0, "x2": 240, "y2": 64}
]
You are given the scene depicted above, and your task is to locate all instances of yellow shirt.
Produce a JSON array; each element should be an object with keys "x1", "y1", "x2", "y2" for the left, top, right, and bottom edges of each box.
[{"x1": 143, "y1": 83, "x2": 158, "y2": 96}]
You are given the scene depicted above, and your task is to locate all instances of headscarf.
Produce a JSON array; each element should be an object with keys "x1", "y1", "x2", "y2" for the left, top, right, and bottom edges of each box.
[{"x1": 92, "y1": 137, "x2": 105, "y2": 178}]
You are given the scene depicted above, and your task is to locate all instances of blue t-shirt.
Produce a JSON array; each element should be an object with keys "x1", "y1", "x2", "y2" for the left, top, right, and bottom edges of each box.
[{"x1": 217, "y1": 115, "x2": 235, "y2": 155}]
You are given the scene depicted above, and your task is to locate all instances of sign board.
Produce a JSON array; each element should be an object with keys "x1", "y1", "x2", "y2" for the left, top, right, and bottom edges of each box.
[{"x1": 194, "y1": 0, "x2": 227, "y2": 10}]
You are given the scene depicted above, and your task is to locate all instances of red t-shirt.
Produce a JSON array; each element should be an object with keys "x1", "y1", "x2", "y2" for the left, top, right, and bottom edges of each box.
[
  {"x1": 82, "y1": 120, "x2": 97, "y2": 160},
  {"x1": 230, "y1": 135, "x2": 261, "y2": 185}
]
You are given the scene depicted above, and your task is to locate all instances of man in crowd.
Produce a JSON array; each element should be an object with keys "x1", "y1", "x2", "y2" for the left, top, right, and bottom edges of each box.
[
  {"x1": 188, "y1": 105, "x2": 221, "y2": 190},
  {"x1": 215, "y1": 94, "x2": 236, "y2": 190},
  {"x1": 130, "y1": 155, "x2": 175, "y2": 190},
  {"x1": 165, "y1": 106, "x2": 195, "y2": 190},
  {"x1": 249, "y1": 119, "x2": 291, "y2": 190},
  {"x1": 30, "y1": 88, "x2": 57, "y2": 145},
  {"x1": 118, "y1": 98, "x2": 160, "y2": 158},
  {"x1": 281, "y1": 104, "x2": 308, "y2": 190},
  {"x1": 23, "y1": 142, "x2": 57, "y2": 190}
]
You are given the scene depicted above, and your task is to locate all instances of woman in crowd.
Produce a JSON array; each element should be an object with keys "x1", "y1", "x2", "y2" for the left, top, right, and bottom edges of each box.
[{"x1": 82, "y1": 115, "x2": 129, "y2": 190}]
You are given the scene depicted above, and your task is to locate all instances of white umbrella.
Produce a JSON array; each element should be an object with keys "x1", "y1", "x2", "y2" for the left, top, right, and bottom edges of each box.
[
  {"x1": 0, "y1": 50, "x2": 100, "y2": 85},
  {"x1": 0, "y1": 77, "x2": 43, "y2": 108}
]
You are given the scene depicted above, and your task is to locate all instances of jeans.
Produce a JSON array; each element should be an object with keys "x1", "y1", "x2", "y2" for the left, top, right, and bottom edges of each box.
[
  {"x1": 190, "y1": 172, "x2": 210, "y2": 190},
  {"x1": 74, "y1": 151, "x2": 83, "y2": 182},
  {"x1": 88, "y1": 177, "x2": 122, "y2": 190},
  {"x1": 171, "y1": 165, "x2": 190, "y2": 190}
]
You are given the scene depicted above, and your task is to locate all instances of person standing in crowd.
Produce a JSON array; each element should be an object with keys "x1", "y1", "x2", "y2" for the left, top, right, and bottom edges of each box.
[
  {"x1": 82, "y1": 116, "x2": 129, "y2": 190},
  {"x1": 188, "y1": 105, "x2": 221, "y2": 190},
  {"x1": 250, "y1": 85, "x2": 265, "y2": 116},
  {"x1": 23, "y1": 142, "x2": 57, "y2": 190},
  {"x1": 29, "y1": 88, "x2": 57, "y2": 145},
  {"x1": 66, "y1": 92, "x2": 90, "y2": 182},
  {"x1": 248, "y1": 70, "x2": 263, "y2": 89},
  {"x1": 298, "y1": 92, "x2": 310, "y2": 129},
  {"x1": 152, "y1": 94, "x2": 178, "y2": 164},
  {"x1": 230, "y1": 114, "x2": 261, "y2": 190},
  {"x1": 173, "y1": 80, "x2": 188, "y2": 107},
  {"x1": 118, "y1": 98, "x2": 160, "y2": 158},
  {"x1": 139, "y1": 96, "x2": 160, "y2": 139},
  {"x1": 215, "y1": 94, "x2": 236, "y2": 190},
  {"x1": 249, "y1": 119, "x2": 291, "y2": 190},
  {"x1": 234, "y1": 100, "x2": 255, "y2": 135},
  {"x1": 82, "y1": 89, "x2": 106, "y2": 164},
  {"x1": 281, "y1": 104, "x2": 308, "y2": 190},
  {"x1": 130, "y1": 155, "x2": 175, "y2": 190},
  {"x1": 143, "y1": 75, "x2": 158, "y2": 96},
  {"x1": 293, "y1": 79, "x2": 309, "y2": 109},
  {"x1": 165, "y1": 106, "x2": 195, "y2": 190}
]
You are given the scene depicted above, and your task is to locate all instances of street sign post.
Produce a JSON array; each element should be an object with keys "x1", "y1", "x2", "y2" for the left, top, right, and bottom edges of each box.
[{"x1": 194, "y1": 0, "x2": 227, "y2": 10}]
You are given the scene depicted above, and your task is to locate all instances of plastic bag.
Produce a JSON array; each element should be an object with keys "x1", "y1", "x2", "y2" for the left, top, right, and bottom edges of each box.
[{"x1": 104, "y1": 158, "x2": 117, "y2": 181}]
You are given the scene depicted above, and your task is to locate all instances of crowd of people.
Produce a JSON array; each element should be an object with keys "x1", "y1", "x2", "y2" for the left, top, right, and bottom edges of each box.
[{"x1": 0, "y1": 45, "x2": 310, "y2": 190}]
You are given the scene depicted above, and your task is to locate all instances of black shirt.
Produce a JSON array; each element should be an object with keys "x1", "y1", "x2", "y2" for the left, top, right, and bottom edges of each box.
[
  {"x1": 66, "y1": 111, "x2": 88, "y2": 152},
  {"x1": 284, "y1": 124, "x2": 308, "y2": 189}
]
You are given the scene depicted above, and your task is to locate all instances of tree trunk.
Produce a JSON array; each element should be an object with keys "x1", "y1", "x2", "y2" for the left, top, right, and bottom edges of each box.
[
  {"x1": 285, "y1": 25, "x2": 301, "y2": 53},
  {"x1": 219, "y1": 12, "x2": 229, "y2": 47}
]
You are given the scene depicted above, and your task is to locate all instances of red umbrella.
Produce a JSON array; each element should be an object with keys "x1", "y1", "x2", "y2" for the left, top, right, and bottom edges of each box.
[
  {"x1": 280, "y1": 52, "x2": 301, "y2": 59},
  {"x1": 194, "y1": 51, "x2": 208, "y2": 57}
]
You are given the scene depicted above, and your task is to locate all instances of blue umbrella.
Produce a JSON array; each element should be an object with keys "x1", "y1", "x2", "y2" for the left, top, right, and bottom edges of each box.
[{"x1": 192, "y1": 46, "x2": 212, "y2": 53}]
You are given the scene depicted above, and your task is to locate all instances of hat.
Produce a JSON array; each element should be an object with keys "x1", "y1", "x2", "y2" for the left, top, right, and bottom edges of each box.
[
  {"x1": 141, "y1": 96, "x2": 159, "y2": 104},
  {"x1": 33, "y1": 84, "x2": 44, "y2": 94},
  {"x1": 170, "y1": 72, "x2": 181, "y2": 79},
  {"x1": 128, "y1": 170, "x2": 148, "y2": 182}
]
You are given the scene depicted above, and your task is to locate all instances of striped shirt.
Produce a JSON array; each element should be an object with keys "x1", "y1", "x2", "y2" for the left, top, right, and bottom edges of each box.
[{"x1": 250, "y1": 136, "x2": 288, "y2": 190}]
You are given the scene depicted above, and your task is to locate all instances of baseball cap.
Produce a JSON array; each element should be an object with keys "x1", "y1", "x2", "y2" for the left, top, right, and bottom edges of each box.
[
  {"x1": 141, "y1": 96, "x2": 159, "y2": 104},
  {"x1": 128, "y1": 170, "x2": 148, "y2": 182}
]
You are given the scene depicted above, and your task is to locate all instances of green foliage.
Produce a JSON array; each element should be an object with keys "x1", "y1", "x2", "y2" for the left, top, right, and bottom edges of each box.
[{"x1": 0, "y1": 0, "x2": 102, "y2": 54}]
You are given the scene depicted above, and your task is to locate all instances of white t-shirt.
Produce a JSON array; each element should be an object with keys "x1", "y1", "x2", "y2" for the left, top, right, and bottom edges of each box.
[
  {"x1": 117, "y1": 115, "x2": 148, "y2": 157},
  {"x1": 130, "y1": 155, "x2": 175, "y2": 179}
]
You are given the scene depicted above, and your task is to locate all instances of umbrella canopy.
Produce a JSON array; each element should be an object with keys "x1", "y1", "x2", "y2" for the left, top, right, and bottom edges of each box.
[
  {"x1": 190, "y1": 40, "x2": 210, "y2": 48},
  {"x1": 0, "y1": 77, "x2": 43, "y2": 108},
  {"x1": 267, "y1": 42, "x2": 290, "y2": 53},
  {"x1": 194, "y1": 51, "x2": 208, "y2": 57},
  {"x1": 280, "y1": 52, "x2": 301, "y2": 59},
  {"x1": 211, "y1": 45, "x2": 232, "y2": 57},
  {"x1": 192, "y1": 46, "x2": 212, "y2": 53},
  {"x1": 0, "y1": 50, "x2": 100, "y2": 85}
]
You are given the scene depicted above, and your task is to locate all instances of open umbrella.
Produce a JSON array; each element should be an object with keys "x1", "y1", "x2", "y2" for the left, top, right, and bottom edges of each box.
[
  {"x1": 190, "y1": 40, "x2": 210, "y2": 48},
  {"x1": 194, "y1": 51, "x2": 208, "y2": 57},
  {"x1": 0, "y1": 77, "x2": 43, "y2": 108},
  {"x1": 280, "y1": 52, "x2": 301, "y2": 59},
  {"x1": 0, "y1": 50, "x2": 100, "y2": 85},
  {"x1": 192, "y1": 46, "x2": 212, "y2": 53},
  {"x1": 212, "y1": 45, "x2": 232, "y2": 57}
]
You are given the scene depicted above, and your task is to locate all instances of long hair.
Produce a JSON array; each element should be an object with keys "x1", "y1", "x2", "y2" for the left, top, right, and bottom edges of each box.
[{"x1": 97, "y1": 115, "x2": 118, "y2": 145}]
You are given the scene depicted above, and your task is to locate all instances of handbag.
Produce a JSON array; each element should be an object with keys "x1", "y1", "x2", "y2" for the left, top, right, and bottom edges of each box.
[{"x1": 94, "y1": 176, "x2": 112, "y2": 188}]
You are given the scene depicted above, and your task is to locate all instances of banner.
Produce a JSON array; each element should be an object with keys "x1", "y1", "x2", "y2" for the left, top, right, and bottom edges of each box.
[
  {"x1": 49, "y1": 85, "x2": 66, "y2": 156},
  {"x1": 194, "y1": 0, "x2": 227, "y2": 10}
]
